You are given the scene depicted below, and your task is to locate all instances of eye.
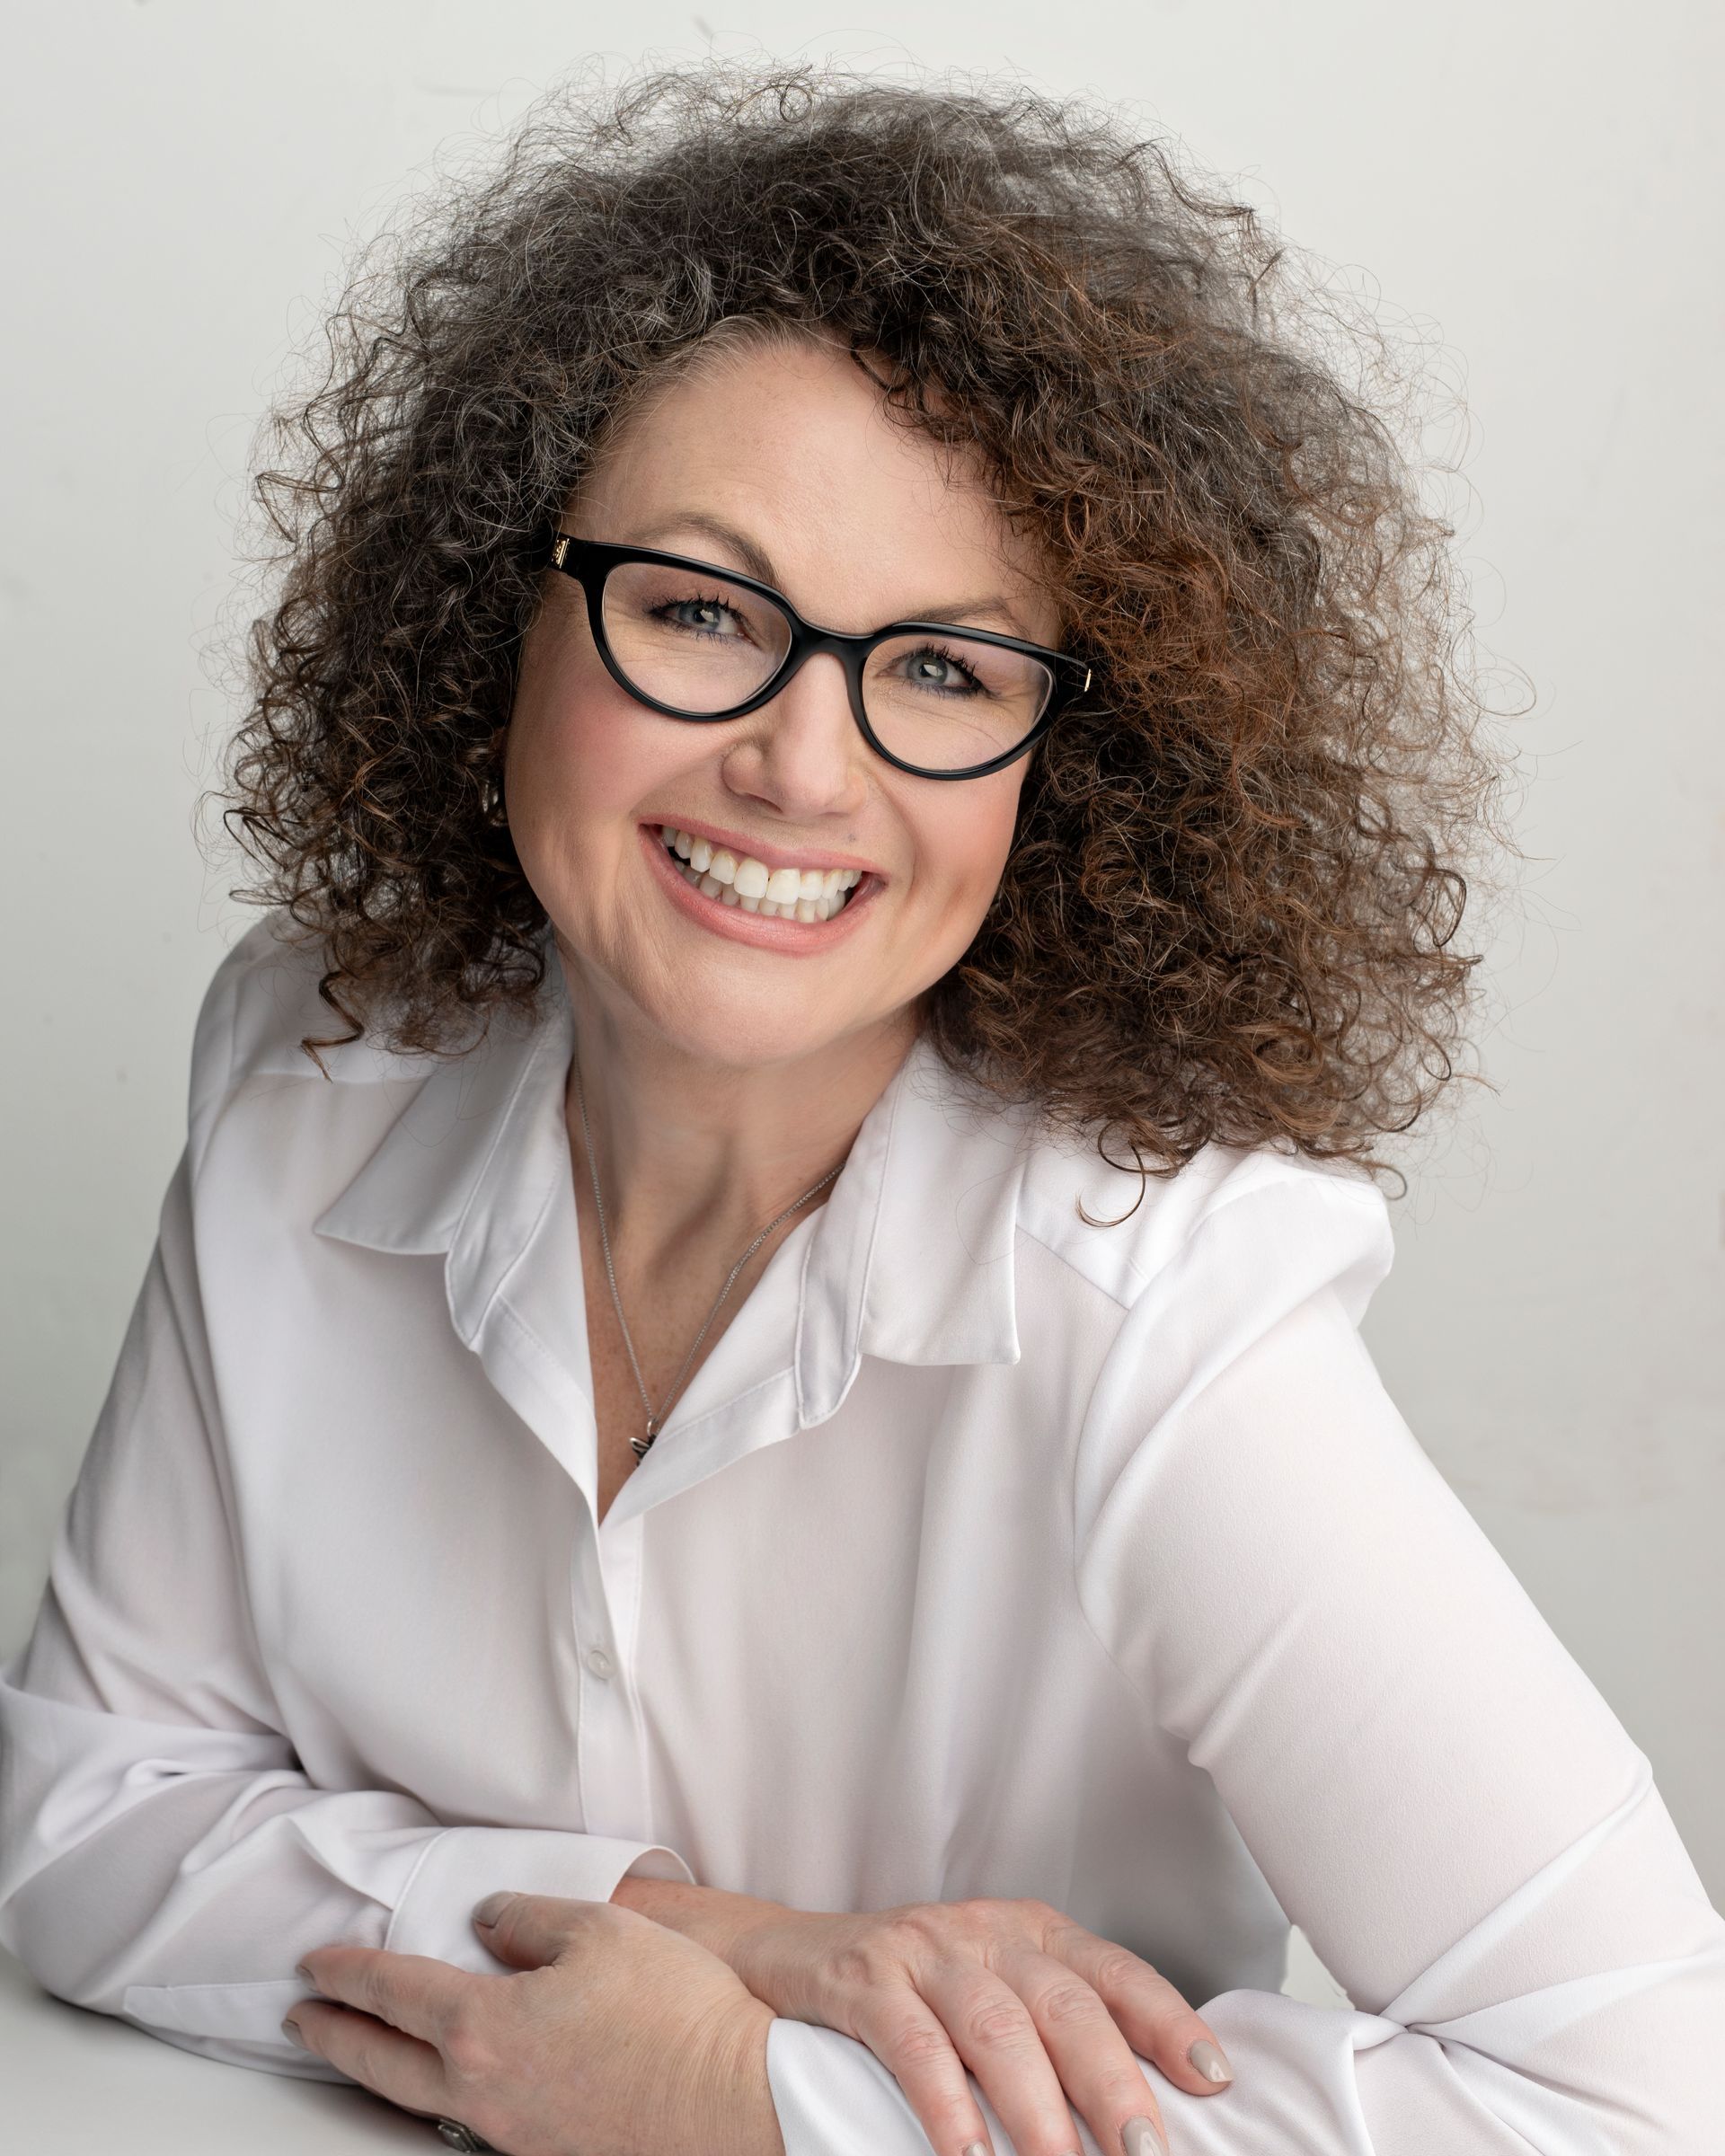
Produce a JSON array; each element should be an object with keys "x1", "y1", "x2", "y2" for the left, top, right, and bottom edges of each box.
[
  {"x1": 893, "y1": 641, "x2": 988, "y2": 696},
  {"x1": 650, "y1": 590, "x2": 755, "y2": 641}
]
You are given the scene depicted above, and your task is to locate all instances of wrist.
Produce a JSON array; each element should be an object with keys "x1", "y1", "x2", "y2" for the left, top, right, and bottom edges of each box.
[
  {"x1": 694, "y1": 1997, "x2": 783, "y2": 2156},
  {"x1": 612, "y1": 1873, "x2": 792, "y2": 1969}
]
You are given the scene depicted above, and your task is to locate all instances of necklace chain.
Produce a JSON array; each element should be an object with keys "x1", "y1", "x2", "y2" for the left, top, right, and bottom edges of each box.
[{"x1": 573, "y1": 1056, "x2": 843, "y2": 1460}]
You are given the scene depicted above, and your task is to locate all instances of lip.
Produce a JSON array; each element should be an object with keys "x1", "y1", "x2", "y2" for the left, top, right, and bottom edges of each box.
[
  {"x1": 638, "y1": 822, "x2": 881, "y2": 953},
  {"x1": 641, "y1": 816, "x2": 885, "y2": 881}
]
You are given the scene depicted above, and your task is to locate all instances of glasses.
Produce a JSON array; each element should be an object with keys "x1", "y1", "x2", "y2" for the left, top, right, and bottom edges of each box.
[{"x1": 544, "y1": 534, "x2": 1090, "y2": 781}]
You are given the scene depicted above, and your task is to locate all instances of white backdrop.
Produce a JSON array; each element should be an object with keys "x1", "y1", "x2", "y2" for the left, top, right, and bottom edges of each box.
[{"x1": 3, "y1": 0, "x2": 1721, "y2": 1939}]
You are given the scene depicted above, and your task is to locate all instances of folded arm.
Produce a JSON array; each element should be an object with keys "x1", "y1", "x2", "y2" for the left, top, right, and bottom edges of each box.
[
  {"x1": 0, "y1": 1146, "x2": 694, "y2": 2080},
  {"x1": 765, "y1": 1174, "x2": 1725, "y2": 2153}
]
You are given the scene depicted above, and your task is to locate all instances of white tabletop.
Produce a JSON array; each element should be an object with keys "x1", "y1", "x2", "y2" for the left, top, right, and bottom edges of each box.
[{"x1": 0, "y1": 1947, "x2": 432, "y2": 2152}]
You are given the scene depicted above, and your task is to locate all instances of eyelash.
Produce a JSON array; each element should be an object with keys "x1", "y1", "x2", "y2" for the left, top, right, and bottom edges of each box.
[
  {"x1": 651, "y1": 592, "x2": 753, "y2": 639},
  {"x1": 898, "y1": 641, "x2": 987, "y2": 695}
]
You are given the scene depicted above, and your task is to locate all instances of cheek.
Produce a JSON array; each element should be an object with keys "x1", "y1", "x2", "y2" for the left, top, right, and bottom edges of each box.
[
  {"x1": 561, "y1": 692, "x2": 664, "y2": 817},
  {"x1": 907, "y1": 773, "x2": 1022, "y2": 914},
  {"x1": 509, "y1": 627, "x2": 677, "y2": 835},
  {"x1": 884, "y1": 785, "x2": 1018, "y2": 1010}
]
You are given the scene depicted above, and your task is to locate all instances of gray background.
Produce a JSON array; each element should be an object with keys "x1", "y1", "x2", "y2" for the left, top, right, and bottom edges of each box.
[{"x1": 4, "y1": 0, "x2": 1721, "y2": 1959}]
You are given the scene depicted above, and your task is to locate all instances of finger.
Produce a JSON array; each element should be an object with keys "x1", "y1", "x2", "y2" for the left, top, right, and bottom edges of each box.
[
  {"x1": 472, "y1": 1888, "x2": 607, "y2": 1969},
  {"x1": 844, "y1": 1984, "x2": 999, "y2": 2156},
  {"x1": 997, "y1": 1944, "x2": 1174, "y2": 2156},
  {"x1": 296, "y1": 1944, "x2": 480, "y2": 2051},
  {"x1": 1039, "y1": 1917, "x2": 1234, "y2": 2094},
  {"x1": 286, "y1": 2000, "x2": 452, "y2": 2121},
  {"x1": 920, "y1": 1960, "x2": 1091, "y2": 2156}
]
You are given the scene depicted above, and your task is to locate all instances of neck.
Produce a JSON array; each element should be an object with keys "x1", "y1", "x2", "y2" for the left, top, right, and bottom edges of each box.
[{"x1": 555, "y1": 936, "x2": 919, "y2": 1275}]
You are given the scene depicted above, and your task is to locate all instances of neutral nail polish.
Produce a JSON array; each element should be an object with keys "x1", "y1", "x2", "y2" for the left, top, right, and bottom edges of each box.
[
  {"x1": 281, "y1": 2015, "x2": 305, "y2": 2048},
  {"x1": 1122, "y1": 2116, "x2": 1166, "y2": 2156},
  {"x1": 1189, "y1": 2036, "x2": 1234, "y2": 2083},
  {"x1": 961, "y1": 2144, "x2": 989, "y2": 2156}
]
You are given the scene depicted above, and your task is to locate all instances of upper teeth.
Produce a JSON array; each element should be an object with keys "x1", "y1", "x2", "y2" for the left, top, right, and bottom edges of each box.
[{"x1": 659, "y1": 826, "x2": 863, "y2": 922}]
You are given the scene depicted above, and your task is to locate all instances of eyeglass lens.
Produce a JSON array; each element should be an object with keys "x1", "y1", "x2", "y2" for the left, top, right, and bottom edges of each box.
[{"x1": 599, "y1": 559, "x2": 1054, "y2": 773}]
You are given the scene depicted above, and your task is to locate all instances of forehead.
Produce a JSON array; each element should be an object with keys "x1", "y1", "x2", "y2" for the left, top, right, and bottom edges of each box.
[{"x1": 571, "y1": 334, "x2": 1061, "y2": 641}]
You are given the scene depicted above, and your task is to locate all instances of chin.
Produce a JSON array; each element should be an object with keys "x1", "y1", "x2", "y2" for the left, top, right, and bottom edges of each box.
[{"x1": 608, "y1": 960, "x2": 857, "y2": 1070}]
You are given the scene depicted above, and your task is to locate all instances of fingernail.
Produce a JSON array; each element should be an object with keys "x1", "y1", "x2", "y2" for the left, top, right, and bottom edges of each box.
[
  {"x1": 1189, "y1": 2036, "x2": 1234, "y2": 2083},
  {"x1": 281, "y1": 2015, "x2": 305, "y2": 2048},
  {"x1": 293, "y1": 1962, "x2": 314, "y2": 1986},
  {"x1": 1123, "y1": 2118, "x2": 1166, "y2": 2156},
  {"x1": 473, "y1": 1891, "x2": 513, "y2": 1928},
  {"x1": 961, "y1": 2144, "x2": 989, "y2": 2156}
]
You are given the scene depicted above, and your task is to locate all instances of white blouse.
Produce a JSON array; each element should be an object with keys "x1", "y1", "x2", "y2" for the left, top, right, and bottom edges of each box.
[{"x1": 2, "y1": 915, "x2": 1720, "y2": 2155}]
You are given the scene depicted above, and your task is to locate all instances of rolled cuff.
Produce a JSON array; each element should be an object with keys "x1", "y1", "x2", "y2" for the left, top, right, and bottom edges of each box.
[{"x1": 385, "y1": 1827, "x2": 697, "y2": 1972}]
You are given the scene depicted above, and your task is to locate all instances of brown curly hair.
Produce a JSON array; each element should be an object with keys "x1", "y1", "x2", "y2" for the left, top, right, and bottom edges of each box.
[{"x1": 211, "y1": 60, "x2": 1515, "y2": 1190}]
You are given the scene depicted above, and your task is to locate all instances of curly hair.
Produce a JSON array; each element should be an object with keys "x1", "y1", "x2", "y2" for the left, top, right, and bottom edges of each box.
[{"x1": 211, "y1": 59, "x2": 1515, "y2": 1190}]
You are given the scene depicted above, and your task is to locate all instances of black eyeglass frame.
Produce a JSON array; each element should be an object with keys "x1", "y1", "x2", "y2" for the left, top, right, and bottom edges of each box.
[{"x1": 544, "y1": 533, "x2": 1092, "y2": 782}]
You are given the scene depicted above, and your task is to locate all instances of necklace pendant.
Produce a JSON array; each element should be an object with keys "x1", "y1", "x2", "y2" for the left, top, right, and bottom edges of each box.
[{"x1": 630, "y1": 1419, "x2": 659, "y2": 1462}]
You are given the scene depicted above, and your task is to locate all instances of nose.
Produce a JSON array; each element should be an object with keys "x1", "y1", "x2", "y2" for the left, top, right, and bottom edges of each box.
[{"x1": 720, "y1": 649, "x2": 870, "y2": 822}]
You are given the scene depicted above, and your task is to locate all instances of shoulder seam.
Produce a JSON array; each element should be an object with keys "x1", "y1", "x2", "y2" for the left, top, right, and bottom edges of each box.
[
  {"x1": 187, "y1": 925, "x2": 264, "y2": 1185},
  {"x1": 1014, "y1": 1151, "x2": 1386, "y2": 1312}
]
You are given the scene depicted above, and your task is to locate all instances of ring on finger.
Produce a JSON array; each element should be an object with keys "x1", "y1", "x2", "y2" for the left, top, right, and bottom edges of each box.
[{"x1": 435, "y1": 2121, "x2": 496, "y2": 2152}]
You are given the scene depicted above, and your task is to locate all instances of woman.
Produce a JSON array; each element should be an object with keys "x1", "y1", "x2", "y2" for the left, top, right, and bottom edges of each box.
[{"x1": 1, "y1": 63, "x2": 1718, "y2": 2156}]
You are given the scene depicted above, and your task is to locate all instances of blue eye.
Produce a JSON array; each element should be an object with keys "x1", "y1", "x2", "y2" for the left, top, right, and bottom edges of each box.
[
  {"x1": 897, "y1": 643, "x2": 987, "y2": 696},
  {"x1": 653, "y1": 593, "x2": 749, "y2": 640}
]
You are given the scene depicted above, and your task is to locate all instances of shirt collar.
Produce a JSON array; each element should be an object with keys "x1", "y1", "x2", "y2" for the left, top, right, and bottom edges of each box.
[
  {"x1": 792, "y1": 1019, "x2": 1026, "y2": 1424},
  {"x1": 312, "y1": 942, "x2": 1026, "y2": 1440}
]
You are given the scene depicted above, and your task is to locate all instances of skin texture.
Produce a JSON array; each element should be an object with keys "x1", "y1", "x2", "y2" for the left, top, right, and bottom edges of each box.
[
  {"x1": 288, "y1": 1895, "x2": 780, "y2": 2156},
  {"x1": 610, "y1": 1876, "x2": 1236, "y2": 2156},
  {"x1": 288, "y1": 336, "x2": 1232, "y2": 2156}
]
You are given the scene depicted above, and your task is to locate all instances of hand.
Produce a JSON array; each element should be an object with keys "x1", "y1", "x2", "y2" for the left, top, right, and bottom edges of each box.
[
  {"x1": 618, "y1": 1881, "x2": 1232, "y2": 2156},
  {"x1": 287, "y1": 1891, "x2": 782, "y2": 2156}
]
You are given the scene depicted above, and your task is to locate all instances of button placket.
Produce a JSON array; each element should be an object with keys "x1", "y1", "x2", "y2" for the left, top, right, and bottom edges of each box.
[{"x1": 571, "y1": 1503, "x2": 652, "y2": 1840}]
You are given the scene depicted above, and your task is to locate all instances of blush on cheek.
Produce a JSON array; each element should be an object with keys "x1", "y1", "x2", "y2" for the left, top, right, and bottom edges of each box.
[
  {"x1": 912, "y1": 782, "x2": 1021, "y2": 923},
  {"x1": 560, "y1": 675, "x2": 657, "y2": 791},
  {"x1": 524, "y1": 646, "x2": 698, "y2": 846}
]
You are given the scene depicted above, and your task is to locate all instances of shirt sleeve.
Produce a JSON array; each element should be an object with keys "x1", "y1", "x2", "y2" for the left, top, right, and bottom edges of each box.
[
  {"x1": 764, "y1": 1170, "x2": 1725, "y2": 2154},
  {"x1": 0, "y1": 1135, "x2": 694, "y2": 2084}
]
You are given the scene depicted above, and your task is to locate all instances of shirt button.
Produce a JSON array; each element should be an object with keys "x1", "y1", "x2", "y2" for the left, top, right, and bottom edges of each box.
[{"x1": 584, "y1": 1646, "x2": 614, "y2": 1680}]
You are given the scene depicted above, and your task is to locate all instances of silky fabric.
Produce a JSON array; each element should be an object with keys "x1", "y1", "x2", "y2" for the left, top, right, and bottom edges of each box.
[{"x1": 1, "y1": 915, "x2": 1719, "y2": 2152}]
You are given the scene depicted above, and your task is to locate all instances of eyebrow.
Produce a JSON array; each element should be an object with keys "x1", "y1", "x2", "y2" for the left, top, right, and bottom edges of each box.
[{"x1": 631, "y1": 511, "x2": 1042, "y2": 641}]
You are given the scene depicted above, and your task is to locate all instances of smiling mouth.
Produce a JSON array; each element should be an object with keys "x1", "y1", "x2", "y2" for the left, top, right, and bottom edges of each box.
[{"x1": 654, "y1": 825, "x2": 867, "y2": 922}]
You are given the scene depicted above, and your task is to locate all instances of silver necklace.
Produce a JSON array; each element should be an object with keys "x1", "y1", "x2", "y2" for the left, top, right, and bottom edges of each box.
[{"x1": 572, "y1": 1057, "x2": 843, "y2": 1459}]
